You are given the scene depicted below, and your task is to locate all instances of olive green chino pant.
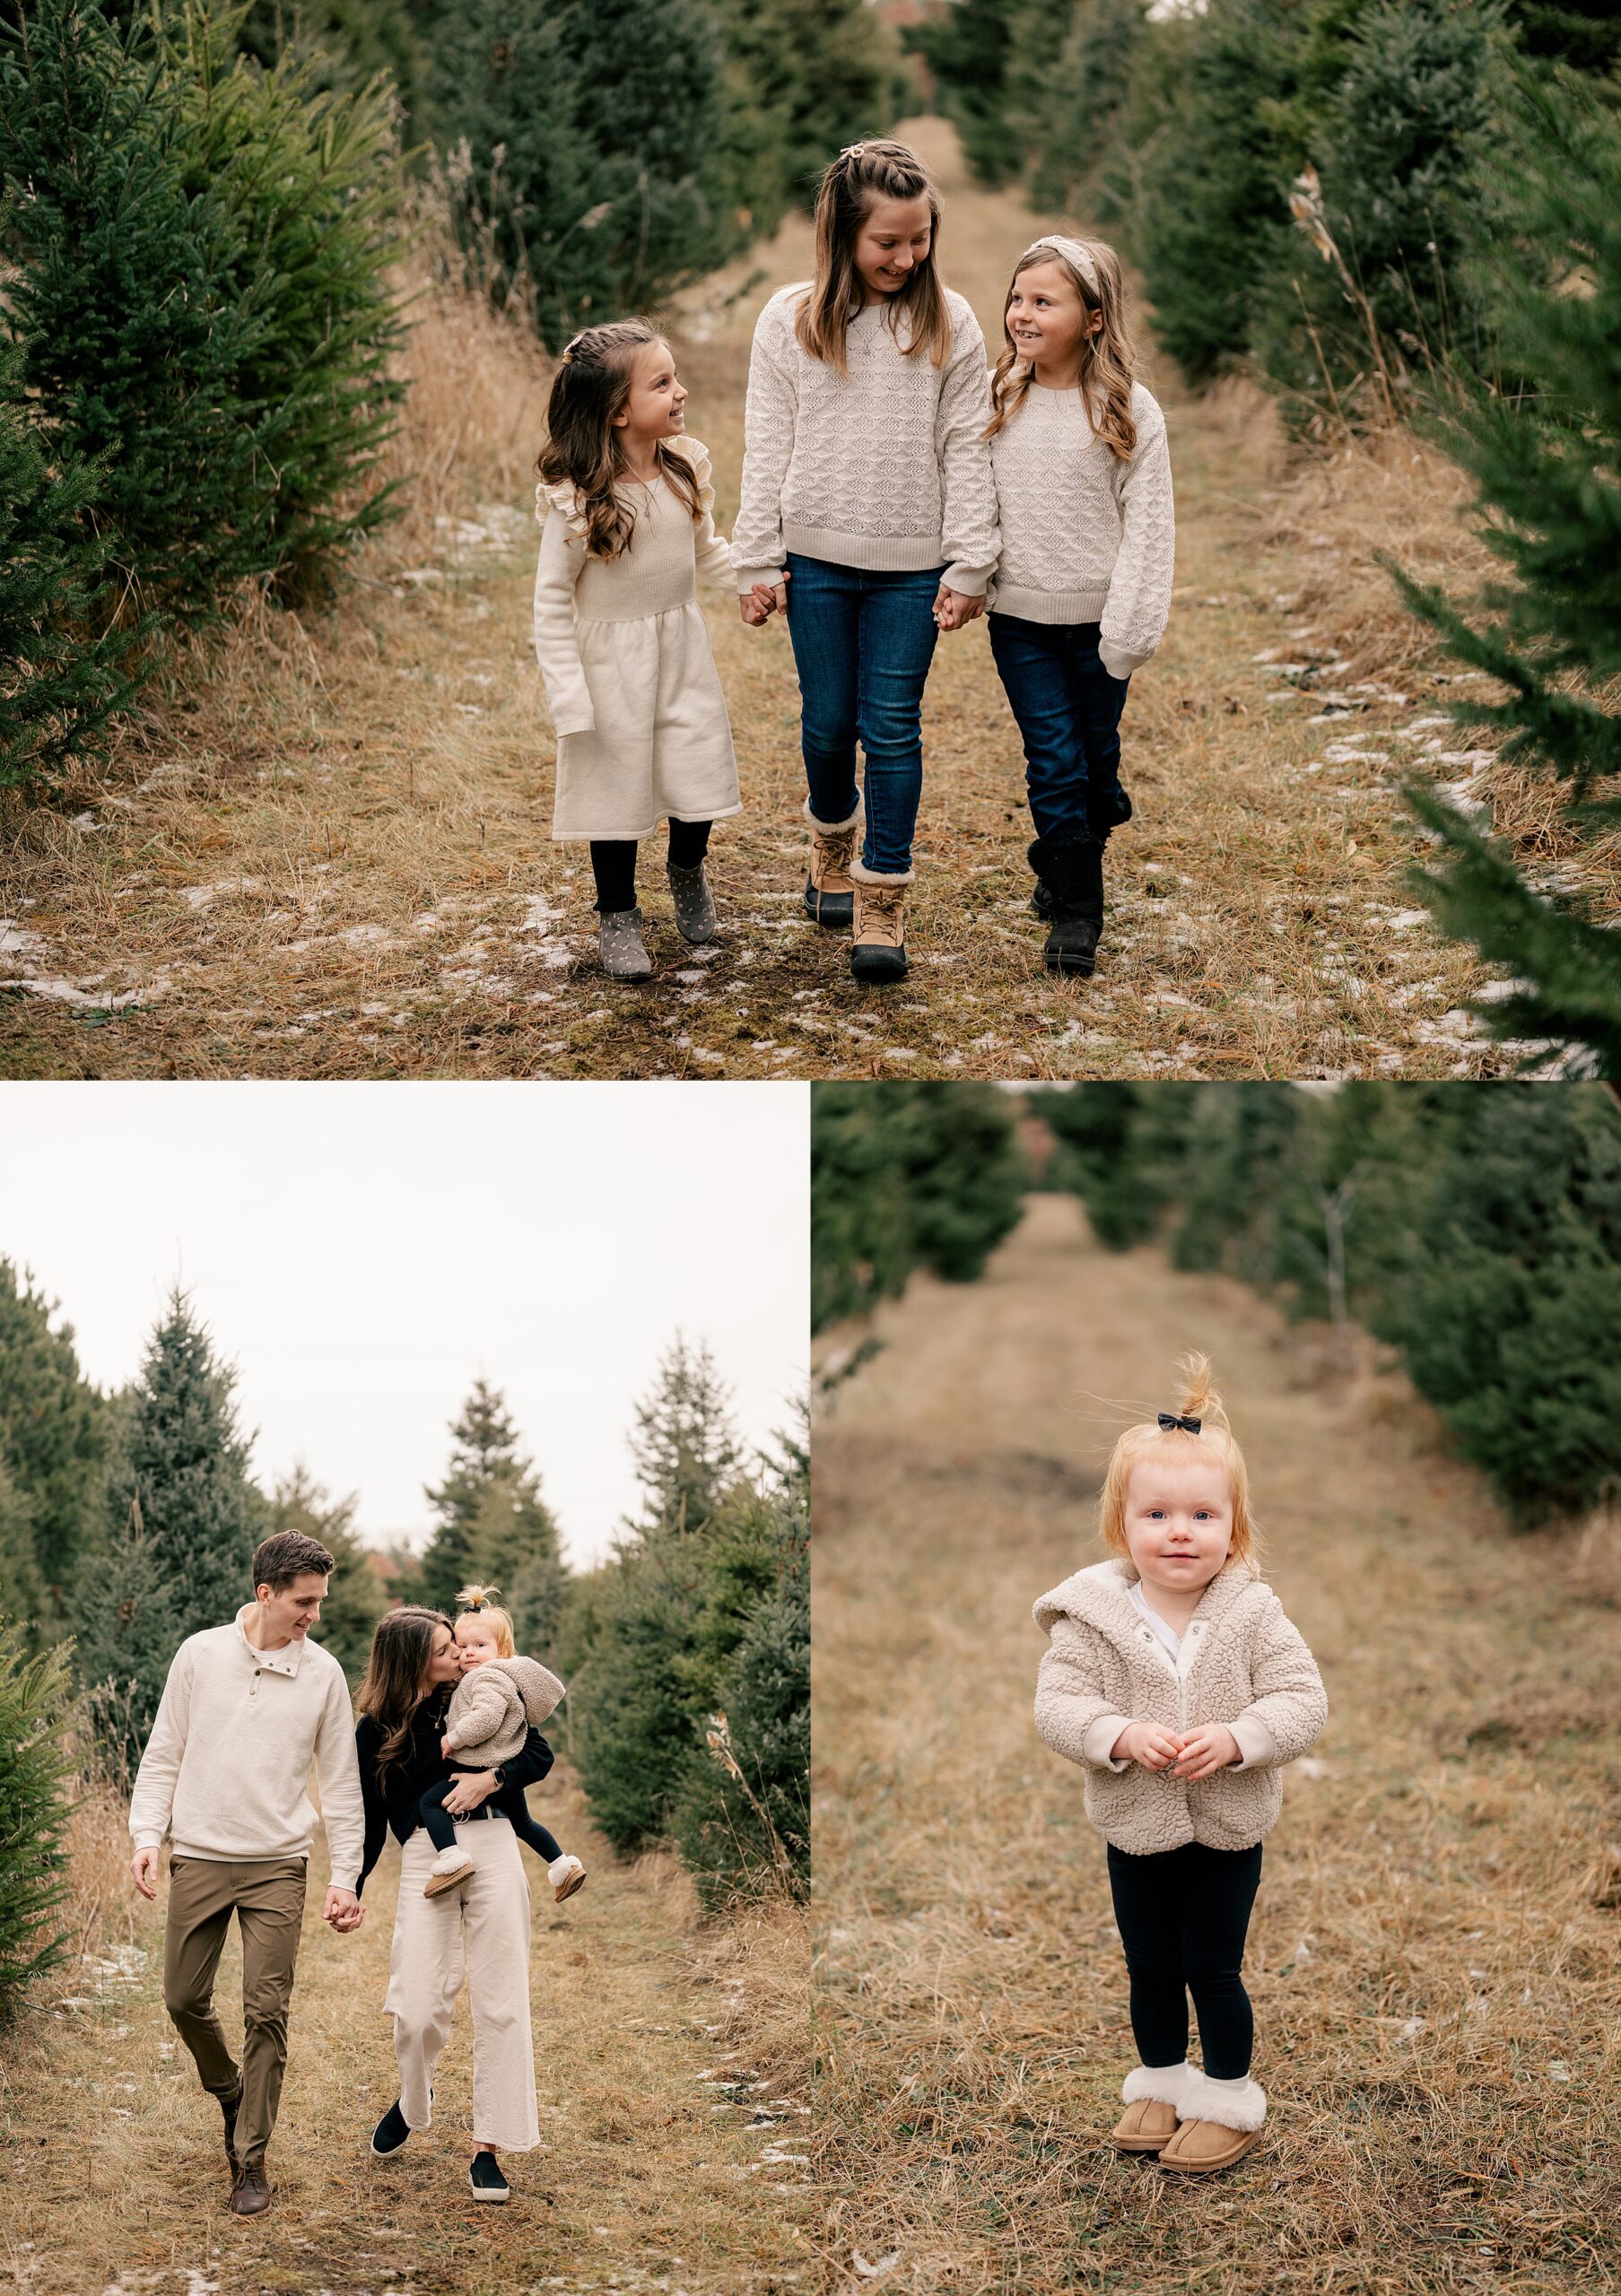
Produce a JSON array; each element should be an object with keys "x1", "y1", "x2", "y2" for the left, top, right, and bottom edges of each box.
[{"x1": 162, "y1": 1855, "x2": 307, "y2": 2165}]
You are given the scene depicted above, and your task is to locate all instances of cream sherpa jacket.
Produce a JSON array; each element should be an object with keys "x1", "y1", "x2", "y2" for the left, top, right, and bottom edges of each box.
[
  {"x1": 443, "y1": 1656, "x2": 566, "y2": 1770},
  {"x1": 1033, "y1": 1558, "x2": 1327, "y2": 1854}
]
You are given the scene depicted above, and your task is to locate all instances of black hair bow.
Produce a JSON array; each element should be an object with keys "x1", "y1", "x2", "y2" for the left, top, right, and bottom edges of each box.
[{"x1": 1158, "y1": 1412, "x2": 1202, "y2": 1435}]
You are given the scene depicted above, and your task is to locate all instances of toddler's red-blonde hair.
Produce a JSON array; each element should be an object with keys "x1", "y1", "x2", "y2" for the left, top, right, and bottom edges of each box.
[
  {"x1": 1097, "y1": 1354, "x2": 1260, "y2": 1575},
  {"x1": 456, "y1": 1583, "x2": 516, "y2": 1657}
]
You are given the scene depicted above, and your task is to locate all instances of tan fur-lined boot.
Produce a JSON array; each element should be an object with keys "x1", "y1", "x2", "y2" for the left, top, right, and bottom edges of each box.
[
  {"x1": 1111, "y1": 2061, "x2": 1191, "y2": 2152},
  {"x1": 849, "y1": 860, "x2": 912, "y2": 985},
  {"x1": 1157, "y1": 2071, "x2": 1267, "y2": 2174},
  {"x1": 803, "y1": 800, "x2": 859, "y2": 930}
]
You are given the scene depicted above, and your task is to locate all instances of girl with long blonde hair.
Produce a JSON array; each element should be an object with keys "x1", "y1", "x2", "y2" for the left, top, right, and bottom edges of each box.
[
  {"x1": 533, "y1": 319, "x2": 742, "y2": 980},
  {"x1": 1032, "y1": 1357, "x2": 1327, "y2": 2175},
  {"x1": 731, "y1": 138, "x2": 1001, "y2": 985},
  {"x1": 984, "y1": 235, "x2": 1176, "y2": 978}
]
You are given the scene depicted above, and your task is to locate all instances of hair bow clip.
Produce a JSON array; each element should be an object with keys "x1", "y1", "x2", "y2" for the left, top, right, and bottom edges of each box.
[
  {"x1": 1157, "y1": 1411, "x2": 1202, "y2": 1435},
  {"x1": 841, "y1": 142, "x2": 866, "y2": 161}
]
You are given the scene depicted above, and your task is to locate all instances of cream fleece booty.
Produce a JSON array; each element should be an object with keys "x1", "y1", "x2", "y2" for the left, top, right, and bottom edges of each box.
[
  {"x1": 1121, "y1": 2061, "x2": 1194, "y2": 2110},
  {"x1": 1174, "y1": 2070, "x2": 1267, "y2": 2133}
]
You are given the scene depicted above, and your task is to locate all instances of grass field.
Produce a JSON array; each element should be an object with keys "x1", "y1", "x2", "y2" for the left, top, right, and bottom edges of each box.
[
  {"x1": 3, "y1": 120, "x2": 1591, "y2": 1082},
  {"x1": 810, "y1": 1192, "x2": 1621, "y2": 2293},
  {"x1": 0, "y1": 1760, "x2": 810, "y2": 2296}
]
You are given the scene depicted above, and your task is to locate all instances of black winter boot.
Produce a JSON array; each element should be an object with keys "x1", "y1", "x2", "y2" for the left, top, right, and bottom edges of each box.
[{"x1": 1029, "y1": 831, "x2": 1104, "y2": 976}]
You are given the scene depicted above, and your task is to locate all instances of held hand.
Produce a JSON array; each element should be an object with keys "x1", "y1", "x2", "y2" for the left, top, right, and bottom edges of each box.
[
  {"x1": 739, "y1": 578, "x2": 789, "y2": 627},
  {"x1": 130, "y1": 1847, "x2": 160, "y2": 1901},
  {"x1": 323, "y1": 1885, "x2": 363, "y2": 1932},
  {"x1": 1171, "y1": 1725, "x2": 1242, "y2": 1782},
  {"x1": 933, "y1": 586, "x2": 985, "y2": 632},
  {"x1": 1112, "y1": 1722, "x2": 1183, "y2": 1771},
  {"x1": 440, "y1": 1769, "x2": 499, "y2": 1817}
]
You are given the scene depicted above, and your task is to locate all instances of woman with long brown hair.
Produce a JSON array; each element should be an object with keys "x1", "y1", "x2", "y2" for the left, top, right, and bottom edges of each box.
[
  {"x1": 731, "y1": 138, "x2": 1000, "y2": 986},
  {"x1": 353, "y1": 1605, "x2": 556, "y2": 2203}
]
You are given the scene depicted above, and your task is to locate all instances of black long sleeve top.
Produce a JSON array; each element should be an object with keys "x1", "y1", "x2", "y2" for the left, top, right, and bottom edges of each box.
[{"x1": 353, "y1": 1687, "x2": 555, "y2": 1897}]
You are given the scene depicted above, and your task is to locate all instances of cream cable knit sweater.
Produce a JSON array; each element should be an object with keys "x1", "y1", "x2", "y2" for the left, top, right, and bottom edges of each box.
[
  {"x1": 731, "y1": 283, "x2": 1001, "y2": 597},
  {"x1": 128, "y1": 1610, "x2": 365, "y2": 1890},
  {"x1": 1033, "y1": 1558, "x2": 1327, "y2": 1855},
  {"x1": 989, "y1": 379, "x2": 1175, "y2": 679}
]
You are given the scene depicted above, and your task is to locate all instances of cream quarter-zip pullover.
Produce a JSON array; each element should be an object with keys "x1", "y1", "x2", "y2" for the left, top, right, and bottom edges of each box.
[{"x1": 128, "y1": 1607, "x2": 365, "y2": 1890}]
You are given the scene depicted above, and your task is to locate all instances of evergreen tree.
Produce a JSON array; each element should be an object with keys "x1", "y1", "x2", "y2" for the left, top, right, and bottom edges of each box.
[
  {"x1": 73, "y1": 1492, "x2": 182, "y2": 1772},
  {"x1": 910, "y1": 0, "x2": 1025, "y2": 188},
  {"x1": 266, "y1": 1462, "x2": 384, "y2": 1683},
  {"x1": 0, "y1": 1625, "x2": 74, "y2": 2026},
  {"x1": 1389, "y1": 65, "x2": 1621, "y2": 1072},
  {"x1": 0, "y1": 1261, "x2": 108, "y2": 1640},
  {"x1": 1034, "y1": 1083, "x2": 1199, "y2": 1249},
  {"x1": 420, "y1": 1380, "x2": 562, "y2": 1618},
  {"x1": 0, "y1": 347, "x2": 146, "y2": 793},
  {"x1": 625, "y1": 1336, "x2": 743, "y2": 1545},
  {"x1": 705, "y1": 0, "x2": 898, "y2": 230},
  {"x1": 0, "y1": 1463, "x2": 44, "y2": 1645},
  {"x1": 1024, "y1": 0, "x2": 1148, "y2": 215},
  {"x1": 103, "y1": 1291, "x2": 258, "y2": 1651},
  {"x1": 428, "y1": 0, "x2": 739, "y2": 350}
]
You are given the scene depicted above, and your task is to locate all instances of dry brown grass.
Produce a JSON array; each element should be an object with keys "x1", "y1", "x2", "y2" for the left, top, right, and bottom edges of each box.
[
  {"x1": 0, "y1": 1757, "x2": 810, "y2": 2294},
  {"x1": 3, "y1": 118, "x2": 1604, "y2": 1080},
  {"x1": 809, "y1": 1193, "x2": 1621, "y2": 2293}
]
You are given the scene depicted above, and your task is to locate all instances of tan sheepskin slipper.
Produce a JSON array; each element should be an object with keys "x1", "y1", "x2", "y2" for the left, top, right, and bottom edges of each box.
[
  {"x1": 1111, "y1": 2099, "x2": 1180, "y2": 2152},
  {"x1": 1158, "y1": 2072, "x2": 1266, "y2": 2174}
]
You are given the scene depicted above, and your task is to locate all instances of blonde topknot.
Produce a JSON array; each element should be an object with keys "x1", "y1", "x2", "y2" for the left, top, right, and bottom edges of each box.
[
  {"x1": 454, "y1": 1583, "x2": 516, "y2": 1657},
  {"x1": 1097, "y1": 1354, "x2": 1259, "y2": 1575}
]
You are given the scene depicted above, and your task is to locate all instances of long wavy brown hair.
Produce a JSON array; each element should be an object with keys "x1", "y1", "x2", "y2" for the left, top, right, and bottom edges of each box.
[
  {"x1": 536, "y1": 319, "x2": 702, "y2": 561},
  {"x1": 356, "y1": 1605, "x2": 452, "y2": 1788},
  {"x1": 795, "y1": 139, "x2": 954, "y2": 377},
  {"x1": 987, "y1": 239, "x2": 1138, "y2": 461}
]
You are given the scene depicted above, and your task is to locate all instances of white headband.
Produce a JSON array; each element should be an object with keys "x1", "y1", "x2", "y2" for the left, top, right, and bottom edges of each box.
[{"x1": 1022, "y1": 234, "x2": 1099, "y2": 291}]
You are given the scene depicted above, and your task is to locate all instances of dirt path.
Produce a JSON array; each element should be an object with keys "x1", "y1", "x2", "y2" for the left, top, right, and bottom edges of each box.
[
  {"x1": 810, "y1": 1193, "x2": 1619, "y2": 2293},
  {"x1": 2, "y1": 118, "x2": 1501, "y2": 1080},
  {"x1": 0, "y1": 1764, "x2": 809, "y2": 2295}
]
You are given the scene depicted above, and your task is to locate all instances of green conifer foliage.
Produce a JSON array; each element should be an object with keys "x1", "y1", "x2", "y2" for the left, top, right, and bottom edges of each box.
[
  {"x1": 0, "y1": 1626, "x2": 74, "y2": 2025},
  {"x1": 0, "y1": 1262, "x2": 108, "y2": 1640},
  {"x1": 626, "y1": 1336, "x2": 744, "y2": 1544},
  {"x1": 73, "y1": 1492, "x2": 183, "y2": 1771},
  {"x1": 704, "y1": 0, "x2": 898, "y2": 230},
  {"x1": 910, "y1": 0, "x2": 1024, "y2": 187},
  {"x1": 267, "y1": 1463, "x2": 384, "y2": 1683},
  {"x1": 420, "y1": 1380, "x2": 565, "y2": 1623},
  {"x1": 105, "y1": 1291, "x2": 258, "y2": 1650},
  {"x1": 428, "y1": 0, "x2": 738, "y2": 349},
  {"x1": 1389, "y1": 66, "x2": 1621, "y2": 1071}
]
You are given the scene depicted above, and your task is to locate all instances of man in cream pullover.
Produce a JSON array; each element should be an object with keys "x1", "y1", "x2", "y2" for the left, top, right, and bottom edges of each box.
[{"x1": 127, "y1": 1530, "x2": 367, "y2": 2217}]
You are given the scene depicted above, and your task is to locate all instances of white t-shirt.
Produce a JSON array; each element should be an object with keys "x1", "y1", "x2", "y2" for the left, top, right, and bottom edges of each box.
[{"x1": 1126, "y1": 1578, "x2": 1184, "y2": 1661}]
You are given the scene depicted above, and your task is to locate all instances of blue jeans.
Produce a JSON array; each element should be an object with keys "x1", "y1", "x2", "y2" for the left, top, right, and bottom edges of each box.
[
  {"x1": 783, "y1": 552, "x2": 944, "y2": 876},
  {"x1": 987, "y1": 613, "x2": 1132, "y2": 845}
]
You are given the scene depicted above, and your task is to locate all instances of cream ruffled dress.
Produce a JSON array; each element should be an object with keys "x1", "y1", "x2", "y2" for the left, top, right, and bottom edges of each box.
[{"x1": 531, "y1": 437, "x2": 742, "y2": 840}]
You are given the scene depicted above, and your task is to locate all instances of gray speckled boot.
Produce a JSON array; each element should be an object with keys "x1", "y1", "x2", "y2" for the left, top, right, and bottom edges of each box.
[
  {"x1": 597, "y1": 907, "x2": 653, "y2": 980},
  {"x1": 667, "y1": 860, "x2": 719, "y2": 944}
]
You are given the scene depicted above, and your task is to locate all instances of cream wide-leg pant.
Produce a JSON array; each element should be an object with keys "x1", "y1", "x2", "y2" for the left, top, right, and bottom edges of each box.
[{"x1": 383, "y1": 1817, "x2": 540, "y2": 2152}]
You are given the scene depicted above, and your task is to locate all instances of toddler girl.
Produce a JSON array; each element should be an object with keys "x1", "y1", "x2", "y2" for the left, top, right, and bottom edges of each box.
[
  {"x1": 732, "y1": 138, "x2": 1000, "y2": 984},
  {"x1": 1032, "y1": 1359, "x2": 1326, "y2": 2173},
  {"x1": 533, "y1": 320, "x2": 742, "y2": 981},
  {"x1": 419, "y1": 1587, "x2": 587, "y2": 1905},
  {"x1": 986, "y1": 235, "x2": 1174, "y2": 977}
]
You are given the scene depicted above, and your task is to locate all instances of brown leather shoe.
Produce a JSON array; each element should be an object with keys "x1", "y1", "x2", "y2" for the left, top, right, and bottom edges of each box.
[
  {"x1": 850, "y1": 869, "x2": 911, "y2": 984},
  {"x1": 1158, "y1": 2118, "x2": 1262, "y2": 2173},
  {"x1": 805, "y1": 802, "x2": 858, "y2": 929},
  {"x1": 230, "y1": 2157, "x2": 273, "y2": 2215},
  {"x1": 1111, "y1": 2099, "x2": 1179, "y2": 2152},
  {"x1": 218, "y1": 2084, "x2": 243, "y2": 2173}
]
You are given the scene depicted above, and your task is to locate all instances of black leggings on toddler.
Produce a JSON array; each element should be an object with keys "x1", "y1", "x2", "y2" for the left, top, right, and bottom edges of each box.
[
  {"x1": 419, "y1": 1773, "x2": 563, "y2": 1866},
  {"x1": 1107, "y1": 1839, "x2": 1263, "y2": 2080},
  {"x1": 590, "y1": 818, "x2": 711, "y2": 913}
]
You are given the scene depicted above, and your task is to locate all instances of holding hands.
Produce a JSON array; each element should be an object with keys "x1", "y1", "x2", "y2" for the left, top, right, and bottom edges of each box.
[
  {"x1": 933, "y1": 584, "x2": 984, "y2": 632},
  {"x1": 740, "y1": 576, "x2": 789, "y2": 626},
  {"x1": 1111, "y1": 1721, "x2": 1242, "y2": 1780}
]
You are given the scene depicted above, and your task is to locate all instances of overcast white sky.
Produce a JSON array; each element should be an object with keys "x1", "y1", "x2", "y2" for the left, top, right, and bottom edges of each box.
[{"x1": 0, "y1": 1083, "x2": 807, "y2": 1566}]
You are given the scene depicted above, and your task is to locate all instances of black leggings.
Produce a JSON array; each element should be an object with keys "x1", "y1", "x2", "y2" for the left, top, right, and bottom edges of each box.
[
  {"x1": 418, "y1": 1775, "x2": 563, "y2": 1866},
  {"x1": 1107, "y1": 1839, "x2": 1263, "y2": 2080},
  {"x1": 589, "y1": 819, "x2": 711, "y2": 913}
]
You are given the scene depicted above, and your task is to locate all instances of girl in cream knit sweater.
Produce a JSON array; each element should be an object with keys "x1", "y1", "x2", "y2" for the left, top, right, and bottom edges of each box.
[
  {"x1": 986, "y1": 235, "x2": 1175, "y2": 980},
  {"x1": 733, "y1": 139, "x2": 1000, "y2": 987},
  {"x1": 1033, "y1": 1359, "x2": 1327, "y2": 2176},
  {"x1": 533, "y1": 320, "x2": 742, "y2": 981}
]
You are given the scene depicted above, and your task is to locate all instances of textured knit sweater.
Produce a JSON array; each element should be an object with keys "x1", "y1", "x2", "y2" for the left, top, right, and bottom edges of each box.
[
  {"x1": 988, "y1": 378, "x2": 1175, "y2": 679},
  {"x1": 128, "y1": 1609, "x2": 365, "y2": 1891},
  {"x1": 443, "y1": 1655, "x2": 566, "y2": 1770},
  {"x1": 1033, "y1": 1558, "x2": 1327, "y2": 1854},
  {"x1": 731, "y1": 283, "x2": 1001, "y2": 597}
]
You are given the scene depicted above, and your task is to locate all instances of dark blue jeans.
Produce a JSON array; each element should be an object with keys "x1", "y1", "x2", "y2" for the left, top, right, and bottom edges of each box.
[
  {"x1": 987, "y1": 613, "x2": 1132, "y2": 845},
  {"x1": 783, "y1": 552, "x2": 944, "y2": 876}
]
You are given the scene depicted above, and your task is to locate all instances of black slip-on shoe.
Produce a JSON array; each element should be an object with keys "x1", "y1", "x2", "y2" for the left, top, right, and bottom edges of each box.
[
  {"x1": 469, "y1": 2149, "x2": 510, "y2": 2203},
  {"x1": 371, "y1": 2100, "x2": 412, "y2": 2156}
]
